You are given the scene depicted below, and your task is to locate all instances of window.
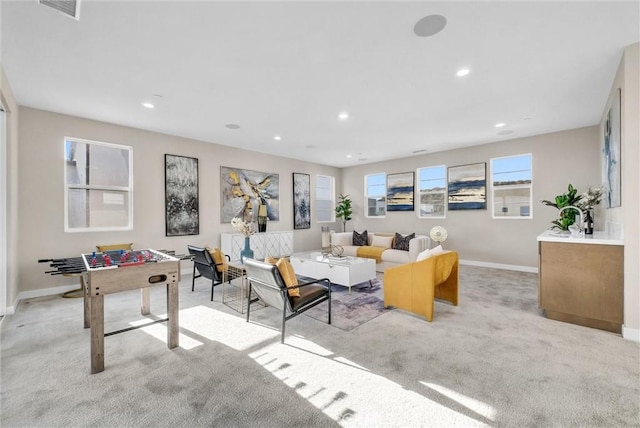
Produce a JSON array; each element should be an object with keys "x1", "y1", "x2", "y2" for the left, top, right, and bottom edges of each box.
[
  {"x1": 417, "y1": 165, "x2": 446, "y2": 218},
  {"x1": 315, "y1": 175, "x2": 334, "y2": 222},
  {"x1": 491, "y1": 153, "x2": 532, "y2": 219},
  {"x1": 64, "y1": 137, "x2": 133, "y2": 232},
  {"x1": 365, "y1": 173, "x2": 386, "y2": 217}
]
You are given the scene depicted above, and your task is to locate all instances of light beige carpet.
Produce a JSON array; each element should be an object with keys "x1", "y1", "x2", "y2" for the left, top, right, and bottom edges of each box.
[{"x1": 1, "y1": 265, "x2": 639, "y2": 427}]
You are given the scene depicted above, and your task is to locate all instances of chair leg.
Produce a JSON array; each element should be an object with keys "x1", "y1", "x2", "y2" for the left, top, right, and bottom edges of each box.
[
  {"x1": 246, "y1": 283, "x2": 252, "y2": 322},
  {"x1": 211, "y1": 279, "x2": 215, "y2": 301},
  {"x1": 191, "y1": 264, "x2": 196, "y2": 292},
  {"x1": 281, "y1": 306, "x2": 286, "y2": 344},
  {"x1": 328, "y1": 292, "x2": 332, "y2": 325}
]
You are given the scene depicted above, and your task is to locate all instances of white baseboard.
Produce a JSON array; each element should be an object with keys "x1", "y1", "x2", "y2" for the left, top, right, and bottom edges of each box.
[
  {"x1": 9, "y1": 284, "x2": 81, "y2": 314},
  {"x1": 622, "y1": 326, "x2": 640, "y2": 342},
  {"x1": 459, "y1": 259, "x2": 538, "y2": 274}
]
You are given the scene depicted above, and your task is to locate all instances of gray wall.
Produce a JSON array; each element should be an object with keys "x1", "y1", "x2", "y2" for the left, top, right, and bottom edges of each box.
[
  {"x1": 340, "y1": 126, "x2": 601, "y2": 269},
  {"x1": 16, "y1": 107, "x2": 341, "y2": 299}
]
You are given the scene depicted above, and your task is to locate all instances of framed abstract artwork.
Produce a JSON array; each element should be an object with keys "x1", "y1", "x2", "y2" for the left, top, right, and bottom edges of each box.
[
  {"x1": 220, "y1": 166, "x2": 280, "y2": 223},
  {"x1": 293, "y1": 173, "x2": 311, "y2": 229},
  {"x1": 448, "y1": 162, "x2": 487, "y2": 210},
  {"x1": 165, "y1": 154, "x2": 199, "y2": 236},
  {"x1": 602, "y1": 88, "x2": 621, "y2": 208},
  {"x1": 387, "y1": 172, "x2": 415, "y2": 211}
]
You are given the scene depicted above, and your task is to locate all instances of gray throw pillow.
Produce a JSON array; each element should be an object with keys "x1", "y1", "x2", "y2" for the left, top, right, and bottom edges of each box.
[
  {"x1": 353, "y1": 230, "x2": 368, "y2": 246},
  {"x1": 393, "y1": 232, "x2": 414, "y2": 251}
]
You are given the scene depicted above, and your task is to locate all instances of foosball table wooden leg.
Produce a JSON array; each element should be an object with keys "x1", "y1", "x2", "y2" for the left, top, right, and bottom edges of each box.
[
  {"x1": 83, "y1": 275, "x2": 90, "y2": 329},
  {"x1": 167, "y1": 282, "x2": 179, "y2": 349},
  {"x1": 140, "y1": 287, "x2": 150, "y2": 315},
  {"x1": 90, "y1": 295, "x2": 105, "y2": 374}
]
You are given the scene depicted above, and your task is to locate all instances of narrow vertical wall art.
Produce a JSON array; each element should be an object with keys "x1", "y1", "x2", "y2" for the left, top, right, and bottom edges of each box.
[
  {"x1": 293, "y1": 172, "x2": 311, "y2": 229},
  {"x1": 165, "y1": 154, "x2": 199, "y2": 236}
]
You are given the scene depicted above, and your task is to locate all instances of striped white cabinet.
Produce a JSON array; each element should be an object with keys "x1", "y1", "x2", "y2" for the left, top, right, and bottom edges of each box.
[{"x1": 221, "y1": 231, "x2": 294, "y2": 261}]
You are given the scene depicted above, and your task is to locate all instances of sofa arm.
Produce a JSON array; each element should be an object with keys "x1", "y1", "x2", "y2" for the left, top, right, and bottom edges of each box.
[{"x1": 408, "y1": 236, "x2": 430, "y2": 261}]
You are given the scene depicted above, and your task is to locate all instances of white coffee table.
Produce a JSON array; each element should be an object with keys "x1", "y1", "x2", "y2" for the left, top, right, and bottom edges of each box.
[{"x1": 290, "y1": 251, "x2": 376, "y2": 293}]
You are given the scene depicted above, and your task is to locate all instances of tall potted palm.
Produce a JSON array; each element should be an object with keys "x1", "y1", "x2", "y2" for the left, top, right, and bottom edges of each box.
[{"x1": 335, "y1": 194, "x2": 353, "y2": 232}]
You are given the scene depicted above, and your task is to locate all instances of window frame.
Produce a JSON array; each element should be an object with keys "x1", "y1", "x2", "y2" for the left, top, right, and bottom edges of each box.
[
  {"x1": 490, "y1": 153, "x2": 533, "y2": 220},
  {"x1": 416, "y1": 165, "x2": 447, "y2": 219},
  {"x1": 365, "y1": 172, "x2": 386, "y2": 218},
  {"x1": 315, "y1": 174, "x2": 335, "y2": 223},
  {"x1": 64, "y1": 136, "x2": 134, "y2": 232}
]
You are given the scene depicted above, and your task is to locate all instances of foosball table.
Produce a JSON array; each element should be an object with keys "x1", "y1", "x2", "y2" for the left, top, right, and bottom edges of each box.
[{"x1": 41, "y1": 249, "x2": 181, "y2": 374}]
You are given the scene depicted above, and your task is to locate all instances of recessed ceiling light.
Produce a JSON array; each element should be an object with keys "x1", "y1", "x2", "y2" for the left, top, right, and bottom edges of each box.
[
  {"x1": 273, "y1": 135, "x2": 281, "y2": 141},
  {"x1": 225, "y1": 124, "x2": 240, "y2": 130},
  {"x1": 346, "y1": 154, "x2": 352, "y2": 158},
  {"x1": 338, "y1": 112, "x2": 349, "y2": 121},
  {"x1": 456, "y1": 68, "x2": 470, "y2": 77},
  {"x1": 495, "y1": 122, "x2": 506, "y2": 128},
  {"x1": 141, "y1": 102, "x2": 155, "y2": 109},
  {"x1": 414, "y1": 14, "x2": 447, "y2": 37}
]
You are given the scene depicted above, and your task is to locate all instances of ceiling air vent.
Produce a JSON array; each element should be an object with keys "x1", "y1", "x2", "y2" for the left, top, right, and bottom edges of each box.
[{"x1": 39, "y1": 0, "x2": 80, "y2": 20}]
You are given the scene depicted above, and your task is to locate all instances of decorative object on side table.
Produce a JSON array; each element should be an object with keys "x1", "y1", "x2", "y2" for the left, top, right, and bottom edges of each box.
[
  {"x1": 577, "y1": 185, "x2": 604, "y2": 235},
  {"x1": 541, "y1": 184, "x2": 583, "y2": 232},
  {"x1": 335, "y1": 194, "x2": 353, "y2": 232},
  {"x1": 321, "y1": 226, "x2": 331, "y2": 255},
  {"x1": 430, "y1": 226, "x2": 448, "y2": 248},
  {"x1": 231, "y1": 217, "x2": 254, "y2": 262},
  {"x1": 331, "y1": 245, "x2": 344, "y2": 258}
]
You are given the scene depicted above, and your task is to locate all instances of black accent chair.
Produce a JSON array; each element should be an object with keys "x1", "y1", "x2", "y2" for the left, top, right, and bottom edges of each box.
[
  {"x1": 244, "y1": 258, "x2": 332, "y2": 344},
  {"x1": 187, "y1": 245, "x2": 230, "y2": 301}
]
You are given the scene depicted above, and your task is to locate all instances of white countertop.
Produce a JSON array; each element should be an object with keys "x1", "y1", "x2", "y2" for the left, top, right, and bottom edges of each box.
[{"x1": 537, "y1": 229, "x2": 624, "y2": 245}]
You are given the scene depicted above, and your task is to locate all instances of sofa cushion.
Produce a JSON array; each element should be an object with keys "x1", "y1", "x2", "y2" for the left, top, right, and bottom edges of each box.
[
  {"x1": 371, "y1": 234, "x2": 393, "y2": 249},
  {"x1": 381, "y1": 248, "x2": 412, "y2": 264},
  {"x1": 353, "y1": 230, "x2": 368, "y2": 246},
  {"x1": 331, "y1": 233, "x2": 352, "y2": 247},
  {"x1": 393, "y1": 233, "x2": 415, "y2": 251}
]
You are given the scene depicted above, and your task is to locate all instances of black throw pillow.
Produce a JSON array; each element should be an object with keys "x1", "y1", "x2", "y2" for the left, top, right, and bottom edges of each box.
[
  {"x1": 393, "y1": 232, "x2": 415, "y2": 251},
  {"x1": 353, "y1": 230, "x2": 368, "y2": 246}
]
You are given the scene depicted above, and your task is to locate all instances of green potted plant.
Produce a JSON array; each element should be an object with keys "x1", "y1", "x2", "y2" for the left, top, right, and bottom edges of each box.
[
  {"x1": 541, "y1": 184, "x2": 583, "y2": 231},
  {"x1": 335, "y1": 193, "x2": 353, "y2": 232}
]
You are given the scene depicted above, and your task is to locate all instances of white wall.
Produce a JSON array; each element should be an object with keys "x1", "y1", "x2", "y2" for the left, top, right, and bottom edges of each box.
[
  {"x1": 1, "y1": 66, "x2": 19, "y2": 314},
  {"x1": 601, "y1": 43, "x2": 639, "y2": 339},
  {"x1": 15, "y1": 107, "x2": 340, "y2": 303},
  {"x1": 340, "y1": 126, "x2": 601, "y2": 269}
]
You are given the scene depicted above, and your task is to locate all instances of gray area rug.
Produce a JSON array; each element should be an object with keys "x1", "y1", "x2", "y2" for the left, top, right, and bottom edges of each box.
[
  {"x1": 1, "y1": 265, "x2": 639, "y2": 427},
  {"x1": 304, "y1": 277, "x2": 384, "y2": 331}
]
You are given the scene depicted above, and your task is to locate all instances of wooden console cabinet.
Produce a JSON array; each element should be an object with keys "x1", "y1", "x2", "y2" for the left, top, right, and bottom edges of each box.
[{"x1": 538, "y1": 231, "x2": 624, "y2": 333}]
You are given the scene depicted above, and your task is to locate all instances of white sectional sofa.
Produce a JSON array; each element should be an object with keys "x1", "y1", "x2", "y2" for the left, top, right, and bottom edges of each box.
[{"x1": 330, "y1": 231, "x2": 430, "y2": 268}]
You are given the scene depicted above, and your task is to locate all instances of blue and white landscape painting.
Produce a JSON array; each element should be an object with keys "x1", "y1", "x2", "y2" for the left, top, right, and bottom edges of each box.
[
  {"x1": 387, "y1": 172, "x2": 414, "y2": 211},
  {"x1": 448, "y1": 163, "x2": 486, "y2": 210}
]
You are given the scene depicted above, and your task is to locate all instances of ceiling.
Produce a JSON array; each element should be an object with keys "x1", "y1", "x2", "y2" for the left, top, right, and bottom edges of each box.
[{"x1": 2, "y1": 1, "x2": 639, "y2": 168}]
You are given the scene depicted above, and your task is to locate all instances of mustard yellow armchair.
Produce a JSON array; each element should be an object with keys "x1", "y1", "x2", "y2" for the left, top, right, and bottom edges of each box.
[{"x1": 383, "y1": 251, "x2": 459, "y2": 321}]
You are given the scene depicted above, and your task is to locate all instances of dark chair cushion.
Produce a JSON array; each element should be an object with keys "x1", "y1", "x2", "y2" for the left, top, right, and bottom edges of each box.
[{"x1": 290, "y1": 283, "x2": 330, "y2": 311}]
